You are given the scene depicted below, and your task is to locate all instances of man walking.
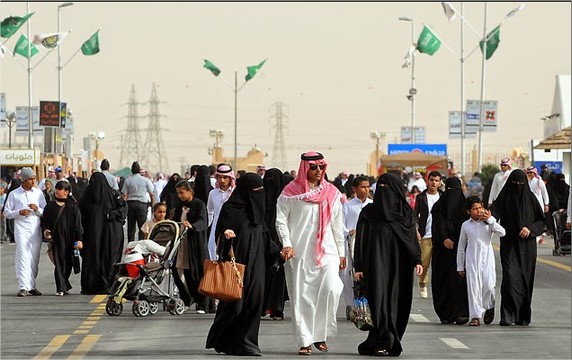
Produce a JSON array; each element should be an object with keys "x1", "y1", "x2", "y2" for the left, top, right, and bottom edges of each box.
[
  {"x1": 122, "y1": 161, "x2": 154, "y2": 242},
  {"x1": 4, "y1": 167, "x2": 47, "y2": 296},
  {"x1": 276, "y1": 151, "x2": 345, "y2": 355},
  {"x1": 414, "y1": 171, "x2": 442, "y2": 298},
  {"x1": 488, "y1": 158, "x2": 512, "y2": 209}
]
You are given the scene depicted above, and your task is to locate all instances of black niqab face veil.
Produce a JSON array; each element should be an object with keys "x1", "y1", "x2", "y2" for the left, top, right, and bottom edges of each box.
[
  {"x1": 227, "y1": 172, "x2": 265, "y2": 226},
  {"x1": 374, "y1": 173, "x2": 414, "y2": 227}
]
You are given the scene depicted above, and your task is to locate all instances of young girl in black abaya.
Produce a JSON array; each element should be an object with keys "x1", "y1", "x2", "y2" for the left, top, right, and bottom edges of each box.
[{"x1": 41, "y1": 181, "x2": 83, "y2": 296}]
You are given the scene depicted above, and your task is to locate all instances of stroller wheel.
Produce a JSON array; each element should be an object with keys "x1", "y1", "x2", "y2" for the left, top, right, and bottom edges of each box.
[
  {"x1": 174, "y1": 299, "x2": 185, "y2": 315},
  {"x1": 149, "y1": 302, "x2": 159, "y2": 315},
  {"x1": 133, "y1": 300, "x2": 150, "y2": 317},
  {"x1": 106, "y1": 298, "x2": 123, "y2": 316}
]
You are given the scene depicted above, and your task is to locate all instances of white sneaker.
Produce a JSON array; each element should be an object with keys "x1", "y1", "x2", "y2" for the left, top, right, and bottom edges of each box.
[
  {"x1": 419, "y1": 286, "x2": 428, "y2": 298},
  {"x1": 196, "y1": 309, "x2": 206, "y2": 314}
]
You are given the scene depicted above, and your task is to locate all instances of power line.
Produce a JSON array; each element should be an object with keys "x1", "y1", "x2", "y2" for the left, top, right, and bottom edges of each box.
[
  {"x1": 119, "y1": 85, "x2": 144, "y2": 169},
  {"x1": 269, "y1": 101, "x2": 288, "y2": 171},
  {"x1": 142, "y1": 83, "x2": 169, "y2": 174}
]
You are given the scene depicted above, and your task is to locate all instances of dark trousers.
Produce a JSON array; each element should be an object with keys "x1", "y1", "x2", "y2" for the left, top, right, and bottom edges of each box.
[
  {"x1": 126, "y1": 201, "x2": 149, "y2": 242},
  {"x1": 172, "y1": 267, "x2": 207, "y2": 309}
]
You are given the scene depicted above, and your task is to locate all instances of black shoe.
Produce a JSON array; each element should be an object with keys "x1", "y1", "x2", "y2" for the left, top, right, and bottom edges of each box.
[
  {"x1": 483, "y1": 308, "x2": 495, "y2": 324},
  {"x1": 454, "y1": 316, "x2": 469, "y2": 325},
  {"x1": 499, "y1": 320, "x2": 515, "y2": 326},
  {"x1": 28, "y1": 289, "x2": 42, "y2": 296}
]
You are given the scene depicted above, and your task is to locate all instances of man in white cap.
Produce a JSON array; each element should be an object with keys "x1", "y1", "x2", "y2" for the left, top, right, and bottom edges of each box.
[
  {"x1": 488, "y1": 158, "x2": 512, "y2": 209},
  {"x1": 206, "y1": 163, "x2": 235, "y2": 260},
  {"x1": 3, "y1": 167, "x2": 47, "y2": 297}
]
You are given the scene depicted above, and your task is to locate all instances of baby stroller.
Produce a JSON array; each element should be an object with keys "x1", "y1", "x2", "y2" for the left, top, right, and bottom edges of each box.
[
  {"x1": 106, "y1": 220, "x2": 187, "y2": 317},
  {"x1": 552, "y1": 211, "x2": 571, "y2": 256}
]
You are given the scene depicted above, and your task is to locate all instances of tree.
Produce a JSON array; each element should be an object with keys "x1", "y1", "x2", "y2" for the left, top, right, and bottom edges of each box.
[{"x1": 479, "y1": 164, "x2": 500, "y2": 187}]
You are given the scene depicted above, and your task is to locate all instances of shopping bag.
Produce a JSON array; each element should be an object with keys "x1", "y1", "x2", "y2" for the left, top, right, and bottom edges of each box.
[{"x1": 350, "y1": 281, "x2": 374, "y2": 331}]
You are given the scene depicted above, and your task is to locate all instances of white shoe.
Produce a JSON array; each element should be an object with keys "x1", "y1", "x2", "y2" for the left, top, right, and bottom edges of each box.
[
  {"x1": 196, "y1": 309, "x2": 206, "y2": 314},
  {"x1": 55, "y1": 292, "x2": 64, "y2": 296},
  {"x1": 419, "y1": 287, "x2": 428, "y2": 298}
]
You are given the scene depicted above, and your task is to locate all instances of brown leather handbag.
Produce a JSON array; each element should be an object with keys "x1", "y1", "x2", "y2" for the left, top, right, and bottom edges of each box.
[{"x1": 199, "y1": 238, "x2": 245, "y2": 302}]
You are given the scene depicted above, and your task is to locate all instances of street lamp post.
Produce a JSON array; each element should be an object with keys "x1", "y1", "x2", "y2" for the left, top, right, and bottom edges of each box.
[
  {"x1": 56, "y1": 2, "x2": 73, "y2": 155},
  {"x1": 370, "y1": 131, "x2": 386, "y2": 176},
  {"x1": 6, "y1": 112, "x2": 16, "y2": 149},
  {"x1": 399, "y1": 16, "x2": 416, "y2": 144}
]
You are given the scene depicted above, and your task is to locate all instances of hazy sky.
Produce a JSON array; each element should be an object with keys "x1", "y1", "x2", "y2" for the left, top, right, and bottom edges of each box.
[{"x1": 1, "y1": 2, "x2": 570, "y2": 176}]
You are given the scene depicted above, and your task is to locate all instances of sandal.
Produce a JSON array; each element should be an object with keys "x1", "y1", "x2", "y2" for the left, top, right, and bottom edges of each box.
[
  {"x1": 469, "y1": 318, "x2": 481, "y2": 326},
  {"x1": 298, "y1": 346, "x2": 312, "y2": 355},
  {"x1": 313, "y1": 342, "x2": 328, "y2": 353}
]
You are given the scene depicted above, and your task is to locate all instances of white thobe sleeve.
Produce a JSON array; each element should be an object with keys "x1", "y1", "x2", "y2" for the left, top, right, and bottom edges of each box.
[
  {"x1": 331, "y1": 199, "x2": 345, "y2": 256},
  {"x1": 276, "y1": 195, "x2": 292, "y2": 248},
  {"x1": 539, "y1": 180, "x2": 550, "y2": 207},
  {"x1": 3, "y1": 192, "x2": 21, "y2": 219},
  {"x1": 567, "y1": 191, "x2": 572, "y2": 224},
  {"x1": 207, "y1": 192, "x2": 215, "y2": 226},
  {"x1": 486, "y1": 215, "x2": 505, "y2": 237},
  {"x1": 457, "y1": 222, "x2": 468, "y2": 272}
]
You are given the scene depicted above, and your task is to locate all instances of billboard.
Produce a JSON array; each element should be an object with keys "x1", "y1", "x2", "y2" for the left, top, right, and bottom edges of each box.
[
  {"x1": 388, "y1": 144, "x2": 447, "y2": 156},
  {"x1": 15, "y1": 106, "x2": 43, "y2": 133},
  {"x1": 448, "y1": 111, "x2": 477, "y2": 139},
  {"x1": 466, "y1": 100, "x2": 498, "y2": 132},
  {"x1": 40, "y1": 101, "x2": 60, "y2": 127},
  {"x1": 400, "y1": 126, "x2": 426, "y2": 143}
]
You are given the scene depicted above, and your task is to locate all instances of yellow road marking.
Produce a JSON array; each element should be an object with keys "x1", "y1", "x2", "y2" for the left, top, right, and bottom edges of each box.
[
  {"x1": 67, "y1": 335, "x2": 101, "y2": 359},
  {"x1": 493, "y1": 244, "x2": 570, "y2": 272},
  {"x1": 89, "y1": 295, "x2": 107, "y2": 304},
  {"x1": 86, "y1": 317, "x2": 101, "y2": 321},
  {"x1": 537, "y1": 257, "x2": 571, "y2": 272},
  {"x1": 90, "y1": 310, "x2": 105, "y2": 316},
  {"x1": 73, "y1": 330, "x2": 90, "y2": 335},
  {"x1": 81, "y1": 321, "x2": 97, "y2": 326},
  {"x1": 33, "y1": 335, "x2": 70, "y2": 359}
]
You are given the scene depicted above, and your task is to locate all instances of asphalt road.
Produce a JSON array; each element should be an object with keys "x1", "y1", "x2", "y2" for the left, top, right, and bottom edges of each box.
[{"x1": 1, "y1": 235, "x2": 570, "y2": 359}]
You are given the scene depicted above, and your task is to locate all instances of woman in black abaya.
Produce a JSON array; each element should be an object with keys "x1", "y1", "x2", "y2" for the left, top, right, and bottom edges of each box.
[
  {"x1": 353, "y1": 173, "x2": 422, "y2": 357},
  {"x1": 261, "y1": 168, "x2": 292, "y2": 320},
  {"x1": 492, "y1": 169, "x2": 544, "y2": 326},
  {"x1": 206, "y1": 173, "x2": 280, "y2": 357},
  {"x1": 430, "y1": 176, "x2": 470, "y2": 324},
  {"x1": 160, "y1": 173, "x2": 182, "y2": 216},
  {"x1": 79, "y1": 172, "x2": 127, "y2": 294}
]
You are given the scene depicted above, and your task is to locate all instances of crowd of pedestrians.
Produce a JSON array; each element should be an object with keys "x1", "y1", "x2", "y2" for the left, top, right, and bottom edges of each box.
[{"x1": 1, "y1": 154, "x2": 570, "y2": 357}]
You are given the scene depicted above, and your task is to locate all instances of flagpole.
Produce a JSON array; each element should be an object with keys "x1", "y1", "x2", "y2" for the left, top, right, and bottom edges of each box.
[
  {"x1": 460, "y1": 2, "x2": 465, "y2": 176},
  {"x1": 233, "y1": 71, "x2": 238, "y2": 170},
  {"x1": 57, "y1": 2, "x2": 74, "y2": 156},
  {"x1": 27, "y1": 1, "x2": 34, "y2": 149},
  {"x1": 477, "y1": 2, "x2": 488, "y2": 171}
]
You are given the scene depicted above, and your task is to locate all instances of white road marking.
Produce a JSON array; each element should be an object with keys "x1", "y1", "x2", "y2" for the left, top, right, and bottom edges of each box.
[
  {"x1": 440, "y1": 338, "x2": 469, "y2": 349},
  {"x1": 410, "y1": 314, "x2": 430, "y2": 322}
]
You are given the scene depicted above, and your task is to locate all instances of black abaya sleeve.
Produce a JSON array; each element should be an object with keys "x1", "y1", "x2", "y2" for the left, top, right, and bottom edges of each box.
[{"x1": 353, "y1": 210, "x2": 370, "y2": 273}]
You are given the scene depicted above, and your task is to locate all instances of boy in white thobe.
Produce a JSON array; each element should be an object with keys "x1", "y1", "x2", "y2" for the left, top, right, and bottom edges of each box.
[
  {"x1": 4, "y1": 168, "x2": 47, "y2": 297},
  {"x1": 457, "y1": 196, "x2": 505, "y2": 326}
]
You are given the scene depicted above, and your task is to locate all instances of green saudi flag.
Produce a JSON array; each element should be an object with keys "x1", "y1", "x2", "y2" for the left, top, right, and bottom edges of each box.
[
  {"x1": 416, "y1": 25, "x2": 441, "y2": 56},
  {"x1": 13, "y1": 34, "x2": 39, "y2": 58},
  {"x1": 1, "y1": 13, "x2": 34, "y2": 39},
  {"x1": 245, "y1": 59, "x2": 267, "y2": 81},
  {"x1": 480, "y1": 25, "x2": 501, "y2": 60},
  {"x1": 81, "y1": 30, "x2": 100, "y2": 56},
  {"x1": 203, "y1": 59, "x2": 221, "y2": 76}
]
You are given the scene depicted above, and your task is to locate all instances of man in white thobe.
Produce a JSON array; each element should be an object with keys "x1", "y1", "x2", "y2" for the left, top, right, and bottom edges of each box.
[
  {"x1": 340, "y1": 176, "x2": 372, "y2": 319},
  {"x1": 488, "y1": 157, "x2": 512, "y2": 208},
  {"x1": 206, "y1": 164, "x2": 235, "y2": 260},
  {"x1": 4, "y1": 167, "x2": 47, "y2": 297},
  {"x1": 276, "y1": 151, "x2": 345, "y2": 355}
]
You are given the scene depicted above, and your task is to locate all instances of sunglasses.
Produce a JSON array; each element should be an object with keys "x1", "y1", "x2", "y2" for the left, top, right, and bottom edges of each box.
[{"x1": 309, "y1": 164, "x2": 326, "y2": 171}]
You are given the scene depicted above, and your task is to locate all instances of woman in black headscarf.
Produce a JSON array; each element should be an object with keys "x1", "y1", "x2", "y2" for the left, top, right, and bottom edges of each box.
[
  {"x1": 430, "y1": 176, "x2": 470, "y2": 325},
  {"x1": 160, "y1": 173, "x2": 182, "y2": 216},
  {"x1": 79, "y1": 172, "x2": 127, "y2": 294},
  {"x1": 193, "y1": 165, "x2": 213, "y2": 206},
  {"x1": 353, "y1": 173, "x2": 422, "y2": 357},
  {"x1": 261, "y1": 168, "x2": 292, "y2": 320},
  {"x1": 492, "y1": 169, "x2": 544, "y2": 326},
  {"x1": 206, "y1": 173, "x2": 280, "y2": 357}
]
